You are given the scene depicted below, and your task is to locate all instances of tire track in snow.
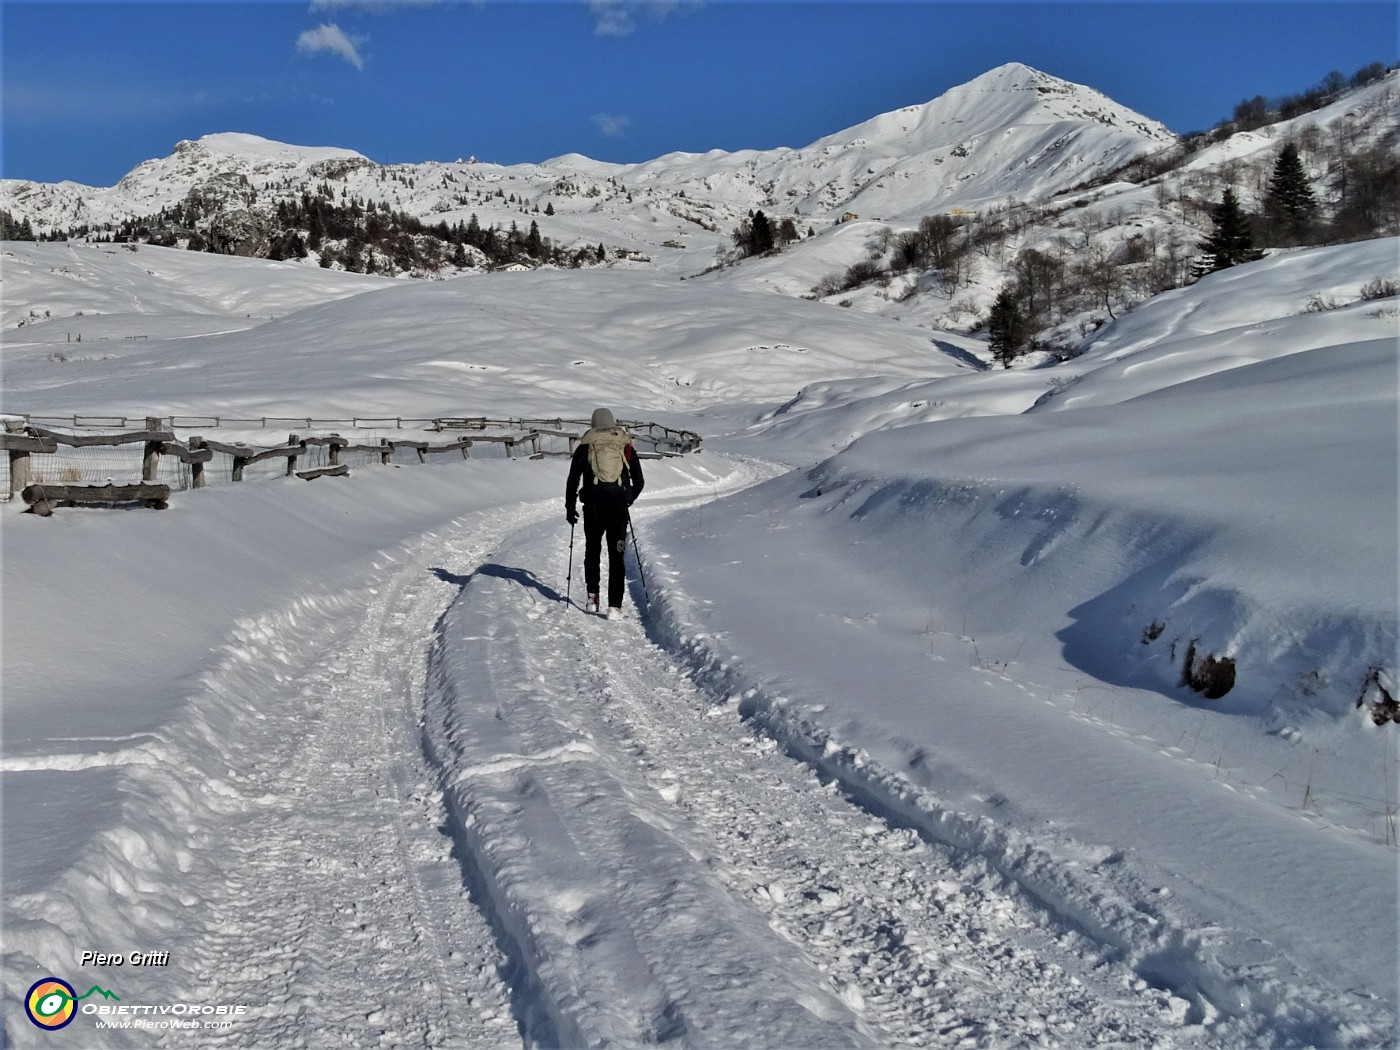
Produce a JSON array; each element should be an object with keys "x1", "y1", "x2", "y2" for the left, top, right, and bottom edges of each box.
[
  {"x1": 165, "y1": 516, "x2": 532, "y2": 1049},
  {"x1": 4, "y1": 505, "x2": 552, "y2": 1049},
  {"x1": 423, "y1": 492, "x2": 1194, "y2": 1048},
  {"x1": 2, "y1": 458, "x2": 766, "y2": 1049},
  {"x1": 635, "y1": 507, "x2": 1392, "y2": 1046}
]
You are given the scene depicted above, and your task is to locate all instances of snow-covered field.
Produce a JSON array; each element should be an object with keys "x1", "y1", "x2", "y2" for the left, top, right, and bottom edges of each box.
[{"x1": 1, "y1": 237, "x2": 1397, "y2": 1047}]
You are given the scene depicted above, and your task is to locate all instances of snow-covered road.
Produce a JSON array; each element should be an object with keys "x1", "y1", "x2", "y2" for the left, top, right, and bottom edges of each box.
[
  {"x1": 18, "y1": 460, "x2": 1213, "y2": 1049},
  {"x1": 423, "y1": 492, "x2": 1198, "y2": 1048}
]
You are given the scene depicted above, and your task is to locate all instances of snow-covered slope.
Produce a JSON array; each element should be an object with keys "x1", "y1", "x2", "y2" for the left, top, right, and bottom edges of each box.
[
  {"x1": 0, "y1": 238, "x2": 397, "y2": 341},
  {"x1": 1, "y1": 134, "x2": 371, "y2": 235},
  {"x1": 0, "y1": 241, "x2": 980, "y2": 420},
  {"x1": 1, "y1": 64, "x2": 1174, "y2": 256},
  {"x1": 1, "y1": 200, "x2": 1395, "y2": 1045},
  {"x1": 618, "y1": 63, "x2": 1174, "y2": 224},
  {"x1": 708, "y1": 70, "x2": 1400, "y2": 332}
]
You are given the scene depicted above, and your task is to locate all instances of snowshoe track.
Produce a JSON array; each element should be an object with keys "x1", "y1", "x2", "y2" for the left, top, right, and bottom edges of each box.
[
  {"x1": 422, "y1": 493, "x2": 1201, "y2": 1048},
  {"x1": 10, "y1": 456, "x2": 1358, "y2": 1048}
]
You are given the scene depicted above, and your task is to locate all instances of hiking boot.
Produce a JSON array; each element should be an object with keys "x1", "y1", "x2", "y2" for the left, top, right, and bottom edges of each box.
[
  {"x1": 587, "y1": 593, "x2": 600, "y2": 613},
  {"x1": 606, "y1": 606, "x2": 623, "y2": 621}
]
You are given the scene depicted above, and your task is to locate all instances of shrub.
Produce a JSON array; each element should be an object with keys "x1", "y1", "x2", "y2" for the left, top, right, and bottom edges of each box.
[{"x1": 1360, "y1": 277, "x2": 1399, "y2": 301}]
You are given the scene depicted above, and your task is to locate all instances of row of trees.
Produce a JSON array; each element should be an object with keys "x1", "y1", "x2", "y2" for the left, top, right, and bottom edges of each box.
[
  {"x1": 1194, "y1": 133, "x2": 1399, "y2": 274},
  {"x1": 814, "y1": 104, "x2": 1392, "y2": 368},
  {"x1": 989, "y1": 143, "x2": 1324, "y2": 366},
  {"x1": 988, "y1": 132, "x2": 1383, "y2": 366},
  {"x1": 41, "y1": 185, "x2": 613, "y2": 275},
  {"x1": 0, "y1": 209, "x2": 36, "y2": 240},
  {"x1": 729, "y1": 209, "x2": 803, "y2": 259},
  {"x1": 1210, "y1": 62, "x2": 1393, "y2": 139}
]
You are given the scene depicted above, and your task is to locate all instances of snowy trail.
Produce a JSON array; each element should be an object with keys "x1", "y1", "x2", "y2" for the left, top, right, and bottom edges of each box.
[
  {"x1": 3, "y1": 454, "x2": 1368, "y2": 1048},
  {"x1": 422, "y1": 494, "x2": 1200, "y2": 1047},
  {"x1": 5, "y1": 483, "x2": 604, "y2": 1046},
  {"x1": 170, "y1": 530, "x2": 524, "y2": 1050},
  {"x1": 3, "y1": 459, "x2": 770, "y2": 1048}
]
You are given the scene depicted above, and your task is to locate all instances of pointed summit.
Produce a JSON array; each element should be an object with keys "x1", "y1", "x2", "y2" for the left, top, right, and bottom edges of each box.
[
  {"x1": 781, "y1": 62, "x2": 1174, "y2": 219},
  {"x1": 816, "y1": 63, "x2": 1172, "y2": 154}
]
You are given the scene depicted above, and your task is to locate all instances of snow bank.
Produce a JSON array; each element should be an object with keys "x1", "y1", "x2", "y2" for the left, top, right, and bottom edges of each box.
[{"x1": 645, "y1": 240, "x2": 1398, "y2": 1038}]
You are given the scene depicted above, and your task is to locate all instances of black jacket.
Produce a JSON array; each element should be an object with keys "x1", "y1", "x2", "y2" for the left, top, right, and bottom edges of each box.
[{"x1": 565, "y1": 439, "x2": 644, "y2": 512}]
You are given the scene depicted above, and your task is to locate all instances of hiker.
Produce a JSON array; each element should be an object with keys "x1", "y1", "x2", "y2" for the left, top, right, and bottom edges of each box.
[{"x1": 565, "y1": 408, "x2": 644, "y2": 619}]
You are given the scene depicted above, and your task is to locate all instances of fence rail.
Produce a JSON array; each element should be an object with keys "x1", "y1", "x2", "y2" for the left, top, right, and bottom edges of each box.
[{"x1": 3, "y1": 413, "x2": 701, "y2": 514}]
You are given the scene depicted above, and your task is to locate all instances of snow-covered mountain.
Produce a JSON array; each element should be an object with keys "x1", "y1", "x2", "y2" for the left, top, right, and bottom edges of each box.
[
  {"x1": 1, "y1": 64, "x2": 1175, "y2": 250},
  {"x1": 611, "y1": 63, "x2": 1175, "y2": 222},
  {"x1": 2, "y1": 63, "x2": 1394, "y2": 346},
  {"x1": 2, "y1": 229, "x2": 1396, "y2": 1046}
]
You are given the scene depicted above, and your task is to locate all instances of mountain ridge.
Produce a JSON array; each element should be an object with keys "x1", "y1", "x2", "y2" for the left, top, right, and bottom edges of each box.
[
  {"x1": 1, "y1": 62, "x2": 1174, "y2": 239},
  {"x1": 3, "y1": 61, "x2": 1393, "y2": 350}
]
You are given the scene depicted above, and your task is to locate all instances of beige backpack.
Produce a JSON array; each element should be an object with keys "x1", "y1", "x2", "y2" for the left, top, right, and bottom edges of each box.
[{"x1": 586, "y1": 426, "x2": 631, "y2": 485}]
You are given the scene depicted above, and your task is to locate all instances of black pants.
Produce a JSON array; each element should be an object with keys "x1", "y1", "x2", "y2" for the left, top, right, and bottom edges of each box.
[{"x1": 582, "y1": 485, "x2": 629, "y2": 608}]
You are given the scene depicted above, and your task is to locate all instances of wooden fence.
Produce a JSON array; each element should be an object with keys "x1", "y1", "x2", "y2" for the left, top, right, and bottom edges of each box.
[{"x1": 2, "y1": 415, "x2": 701, "y2": 515}]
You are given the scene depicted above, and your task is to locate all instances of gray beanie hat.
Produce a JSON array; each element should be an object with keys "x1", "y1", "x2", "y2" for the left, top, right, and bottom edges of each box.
[{"x1": 591, "y1": 407, "x2": 616, "y2": 430}]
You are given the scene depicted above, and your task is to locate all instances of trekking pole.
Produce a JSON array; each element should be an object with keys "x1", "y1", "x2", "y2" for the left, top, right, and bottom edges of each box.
[
  {"x1": 565, "y1": 522, "x2": 576, "y2": 609},
  {"x1": 627, "y1": 515, "x2": 650, "y2": 606}
]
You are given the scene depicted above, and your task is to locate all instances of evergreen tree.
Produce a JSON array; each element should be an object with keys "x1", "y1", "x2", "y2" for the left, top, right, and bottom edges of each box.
[
  {"x1": 987, "y1": 288, "x2": 1029, "y2": 369},
  {"x1": 1199, "y1": 188, "x2": 1264, "y2": 274},
  {"x1": 526, "y1": 220, "x2": 543, "y2": 258},
  {"x1": 750, "y1": 210, "x2": 774, "y2": 255},
  {"x1": 0, "y1": 209, "x2": 36, "y2": 240},
  {"x1": 731, "y1": 210, "x2": 776, "y2": 258},
  {"x1": 1264, "y1": 143, "x2": 1318, "y2": 245}
]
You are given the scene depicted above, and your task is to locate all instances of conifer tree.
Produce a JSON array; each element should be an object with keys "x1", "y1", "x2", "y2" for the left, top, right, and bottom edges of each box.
[
  {"x1": 1264, "y1": 143, "x2": 1318, "y2": 245},
  {"x1": 1199, "y1": 188, "x2": 1264, "y2": 274},
  {"x1": 1, "y1": 208, "x2": 36, "y2": 240},
  {"x1": 987, "y1": 288, "x2": 1029, "y2": 368},
  {"x1": 750, "y1": 210, "x2": 774, "y2": 255}
]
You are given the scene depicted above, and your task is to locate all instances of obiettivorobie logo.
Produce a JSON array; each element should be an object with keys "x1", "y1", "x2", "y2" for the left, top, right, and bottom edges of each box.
[{"x1": 25, "y1": 978, "x2": 120, "y2": 1030}]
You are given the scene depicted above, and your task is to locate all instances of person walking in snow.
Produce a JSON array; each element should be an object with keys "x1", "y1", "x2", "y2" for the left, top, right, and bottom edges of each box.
[{"x1": 565, "y1": 407, "x2": 645, "y2": 619}]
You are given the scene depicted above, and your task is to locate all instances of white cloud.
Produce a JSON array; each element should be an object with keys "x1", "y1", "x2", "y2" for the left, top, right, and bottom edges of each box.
[
  {"x1": 590, "y1": 0, "x2": 697, "y2": 36},
  {"x1": 296, "y1": 23, "x2": 365, "y2": 70},
  {"x1": 593, "y1": 113, "x2": 632, "y2": 139},
  {"x1": 590, "y1": 0, "x2": 635, "y2": 37}
]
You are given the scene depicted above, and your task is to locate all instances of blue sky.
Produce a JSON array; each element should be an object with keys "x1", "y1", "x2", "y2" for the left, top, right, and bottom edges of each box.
[{"x1": 2, "y1": 1, "x2": 1395, "y2": 185}]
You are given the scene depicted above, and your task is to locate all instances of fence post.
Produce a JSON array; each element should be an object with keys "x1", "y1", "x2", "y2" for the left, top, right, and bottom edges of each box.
[
  {"x1": 329, "y1": 435, "x2": 343, "y2": 467},
  {"x1": 5, "y1": 419, "x2": 30, "y2": 496},
  {"x1": 286, "y1": 433, "x2": 301, "y2": 477},
  {"x1": 380, "y1": 438, "x2": 392, "y2": 465},
  {"x1": 189, "y1": 436, "x2": 206, "y2": 489},
  {"x1": 232, "y1": 448, "x2": 249, "y2": 482},
  {"x1": 142, "y1": 416, "x2": 162, "y2": 482}
]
